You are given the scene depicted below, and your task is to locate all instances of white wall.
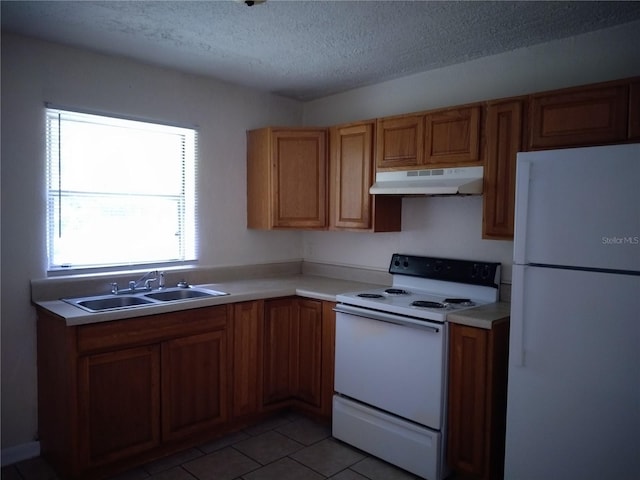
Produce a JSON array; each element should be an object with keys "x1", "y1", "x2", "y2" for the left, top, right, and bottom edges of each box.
[
  {"x1": 303, "y1": 20, "x2": 640, "y2": 125},
  {"x1": 0, "y1": 33, "x2": 303, "y2": 450},
  {"x1": 303, "y1": 196, "x2": 513, "y2": 273},
  {"x1": 301, "y1": 20, "x2": 640, "y2": 275}
]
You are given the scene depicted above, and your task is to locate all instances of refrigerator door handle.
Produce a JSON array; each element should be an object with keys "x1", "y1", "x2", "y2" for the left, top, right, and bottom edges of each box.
[
  {"x1": 513, "y1": 159, "x2": 531, "y2": 264},
  {"x1": 510, "y1": 265, "x2": 526, "y2": 367}
]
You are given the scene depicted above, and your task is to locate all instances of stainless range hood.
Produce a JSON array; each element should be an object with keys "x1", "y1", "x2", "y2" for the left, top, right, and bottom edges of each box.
[{"x1": 369, "y1": 166, "x2": 484, "y2": 195}]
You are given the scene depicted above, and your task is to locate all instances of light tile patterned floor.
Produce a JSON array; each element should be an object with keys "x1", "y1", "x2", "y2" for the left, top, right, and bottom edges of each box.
[{"x1": 1, "y1": 413, "x2": 428, "y2": 480}]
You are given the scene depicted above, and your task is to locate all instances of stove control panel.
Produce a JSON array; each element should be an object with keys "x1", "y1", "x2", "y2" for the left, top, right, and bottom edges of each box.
[{"x1": 389, "y1": 253, "x2": 501, "y2": 287}]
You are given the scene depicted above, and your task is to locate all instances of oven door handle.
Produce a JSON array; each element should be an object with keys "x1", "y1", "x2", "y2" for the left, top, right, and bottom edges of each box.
[{"x1": 334, "y1": 304, "x2": 441, "y2": 333}]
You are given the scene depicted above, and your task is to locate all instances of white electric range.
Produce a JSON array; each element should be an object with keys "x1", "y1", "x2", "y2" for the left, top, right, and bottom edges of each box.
[{"x1": 333, "y1": 253, "x2": 500, "y2": 480}]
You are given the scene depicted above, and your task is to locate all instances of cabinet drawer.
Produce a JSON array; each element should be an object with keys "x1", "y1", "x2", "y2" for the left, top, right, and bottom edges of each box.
[{"x1": 77, "y1": 306, "x2": 228, "y2": 353}]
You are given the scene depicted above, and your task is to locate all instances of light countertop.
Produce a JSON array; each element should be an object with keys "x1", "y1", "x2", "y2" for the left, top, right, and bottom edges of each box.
[
  {"x1": 35, "y1": 275, "x2": 381, "y2": 326},
  {"x1": 35, "y1": 273, "x2": 509, "y2": 329},
  {"x1": 447, "y1": 301, "x2": 511, "y2": 329}
]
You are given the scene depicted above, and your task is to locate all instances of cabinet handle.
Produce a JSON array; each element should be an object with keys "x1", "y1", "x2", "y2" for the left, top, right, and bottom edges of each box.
[
  {"x1": 510, "y1": 265, "x2": 526, "y2": 367},
  {"x1": 513, "y1": 159, "x2": 531, "y2": 265},
  {"x1": 334, "y1": 304, "x2": 441, "y2": 333}
]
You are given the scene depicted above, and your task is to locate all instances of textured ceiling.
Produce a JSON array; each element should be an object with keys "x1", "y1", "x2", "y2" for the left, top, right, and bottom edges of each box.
[{"x1": 3, "y1": 1, "x2": 640, "y2": 100}]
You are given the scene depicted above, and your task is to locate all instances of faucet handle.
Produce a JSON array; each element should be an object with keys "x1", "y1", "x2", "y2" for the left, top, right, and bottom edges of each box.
[{"x1": 110, "y1": 282, "x2": 119, "y2": 295}]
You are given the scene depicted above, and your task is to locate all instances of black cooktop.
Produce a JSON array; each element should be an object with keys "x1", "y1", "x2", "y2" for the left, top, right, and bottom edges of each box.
[{"x1": 388, "y1": 254, "x2": 500, "y2": 288}]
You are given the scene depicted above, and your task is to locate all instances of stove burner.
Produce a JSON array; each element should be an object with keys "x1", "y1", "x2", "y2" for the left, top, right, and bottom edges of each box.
[
  {"x1": 444, "y1": 298, "x2": 476, "y2": 306},
  {"x1": 411, "y1": 300, "x2": 447, "y2": 309},
  {"x1": 357, "y1": 293, "x2": 385, "y2": 299},
  {"x1": 385, "y1": 288, "x2": 409, "y2": 295}
]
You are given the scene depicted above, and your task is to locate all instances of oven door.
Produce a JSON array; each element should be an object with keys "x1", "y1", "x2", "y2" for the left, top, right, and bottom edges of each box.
[{"x1": 334, "y1": 304, "x2": 448, "y2": 430}]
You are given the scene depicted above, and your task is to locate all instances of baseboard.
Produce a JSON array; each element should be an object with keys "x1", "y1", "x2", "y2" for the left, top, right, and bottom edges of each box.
[{"x1": 1, "y1": 441, "x2": 40, "y2": 467}]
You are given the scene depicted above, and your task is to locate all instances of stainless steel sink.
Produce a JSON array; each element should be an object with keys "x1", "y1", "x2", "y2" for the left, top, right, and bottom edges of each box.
[
  {"x1": 76, "y1": 296, "x2": 155, "y2": 311},
  {"x1": 144, "y1": 288, "x2": 227, "y2": 302},
  {"x1": 63, "y1": 287, "x2": 228, "y2": 313}
]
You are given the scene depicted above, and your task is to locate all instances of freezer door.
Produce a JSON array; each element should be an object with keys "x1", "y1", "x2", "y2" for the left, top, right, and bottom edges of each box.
[
  {"x1": 513, "y1": 143, "x2": 640, "y2": 271},
  {"x1": 505, "y1": 265, "x2": 640, "y2": 480}
]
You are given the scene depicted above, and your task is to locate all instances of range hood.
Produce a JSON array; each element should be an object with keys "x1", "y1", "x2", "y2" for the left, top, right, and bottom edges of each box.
[{"x1": 369, "y1": 166, "x2": 484, "y2": 195}]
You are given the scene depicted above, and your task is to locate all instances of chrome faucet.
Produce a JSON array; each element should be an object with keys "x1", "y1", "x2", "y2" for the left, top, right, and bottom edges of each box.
[
  {"x1": 110, "y1": 270, "x2": 167, "y2": 294},
  {"x1": 130, "y1": 270, "x2": 159, "y2": 291}
]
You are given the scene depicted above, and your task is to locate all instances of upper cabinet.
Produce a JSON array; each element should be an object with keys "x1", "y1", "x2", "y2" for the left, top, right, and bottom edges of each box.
[
  {"x1": 330, "y1": 122, "x2": 401, "y2": 232},
  {"x1": 482, "y1": 99, "x2": 525, "y2": 240},
  {"x1": 247, "y1": 77, "x2": 638, "y2": 238},
  {"x1": 247, "y1": 128, "x2": 327, "y2": 230},
  {"x1": 375, "y1": 105, "x2": 483, "y2": 170},
  {"x1": 375, "y1": 114, "x2": 425, "y2": 169},
  {"x1": 529, "y1": 81, "x2": 629, "y2": 150},
  {"x1": 483, "y1": 77, "x2": 638, "y2": 240},
  {"x1": 424, "y1": 106, "x2": 482, "y2": 166}
]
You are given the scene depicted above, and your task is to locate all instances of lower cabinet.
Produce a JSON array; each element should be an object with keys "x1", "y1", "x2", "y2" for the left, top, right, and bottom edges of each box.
[
  {"x1": 38, "y1": 305, "x2": 230, "y2": 479},
  {"x1": 290, "y1": 298, "x2": 323, "y2": 407},
  {"x1": 78, "y1": 345, "x2": 161, "y2": 467},
  {"x1": 37, "y1": 298, "x2": 336, "y2": 479},
  {"x1": 262, "y1": 297, "x2": 335, "y2": 417},
  {"x1": 263, "y1": 298, "x2": 299, "y2": 405},
  {"x1": 161, "y1": 330, "x2": 229, "y2": 442},
  {"x1": 447, "y1": 321, "x2": 510, "y2": 480},
  {"x1": 231, "y1": 300, "x2": 264, "y2": 418}
]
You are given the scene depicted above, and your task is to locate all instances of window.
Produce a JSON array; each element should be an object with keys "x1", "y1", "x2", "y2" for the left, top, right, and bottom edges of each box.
[{"x1": 46, "y1": 107, "x2": 197, "y2": 271}]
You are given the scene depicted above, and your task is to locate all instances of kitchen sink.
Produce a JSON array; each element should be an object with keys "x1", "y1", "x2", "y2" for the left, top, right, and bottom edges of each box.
[
  {"x1": 76, "y1": 296, "x2": 155, "y2": 311},
  {"x1": 63, "y1": 287, "x2": 229, "y2": 313},
  {"x1": 144, "y1": 287, "x2": 227, "y2": 302}
]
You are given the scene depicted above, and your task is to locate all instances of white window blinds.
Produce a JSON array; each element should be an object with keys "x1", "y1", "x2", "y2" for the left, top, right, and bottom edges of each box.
[{"x1": 46, "y1": 107, "x2": 197, "y2": 270}]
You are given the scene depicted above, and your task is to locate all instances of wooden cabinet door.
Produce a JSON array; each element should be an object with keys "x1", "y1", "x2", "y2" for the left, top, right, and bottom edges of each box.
[
  {"x1": 232, "y1": 301, "x2": 263, "y2": 418},
  {"x1": 272, "y1": 130, "x2": 327, "y2": 229},
  {"x1": 376, "y1": 114, "x2": 425, "y2": 169},
  {"x1": 448, "y1": 322, "x2": 510, "y2": 480},
  {"x1": 262, "y1": 298, "x2": 326, "y2": 411},
  {"x1": 262, "y1": 298, "x2": 296, "y2": 406},
  {"x1": 330, "y1": 123, "x2": 374, "y2": 229},
  {"x1": 247, "y1": 128, "x2": 327, "y2": 230},
  {"x1": 448, "y1": 325, "x2": 488, "y2": 477},
  {"x1": 425, "y1": 106, "x2": 482, "y2": 166},
  {"x1": 78, "y1": 345, "x2": 161, "y2": 468},
  {"x1": 291, "y1": 299, "x2": 323, "y2": 407},
  {"x1": 529, "y1": 83, "x2": 629, "y2": 149},
  {"x1": 330, "y1": 122, "x2": 402, "y2": 232},
  {"x1": 161, "y1": 330, "x2": 228, "y2": 441},
  {"x1": 483, "y1": 100, "x2": 524, "y2": 240}
]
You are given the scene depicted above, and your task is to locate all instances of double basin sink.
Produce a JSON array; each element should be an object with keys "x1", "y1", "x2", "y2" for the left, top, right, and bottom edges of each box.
[{"x1": 63, "y1": 286, "x2": 229, "y2": 313}]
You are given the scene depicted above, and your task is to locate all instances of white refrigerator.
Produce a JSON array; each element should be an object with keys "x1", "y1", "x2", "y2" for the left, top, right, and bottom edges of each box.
[{"x1": 505, "y1": 143, "x2": 640, "y2": 480}]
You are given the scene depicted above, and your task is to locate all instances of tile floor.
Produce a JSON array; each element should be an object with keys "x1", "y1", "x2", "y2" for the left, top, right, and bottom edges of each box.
[{"x1": 2, "y1": 412, "x2": 436, "y2": 480}]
